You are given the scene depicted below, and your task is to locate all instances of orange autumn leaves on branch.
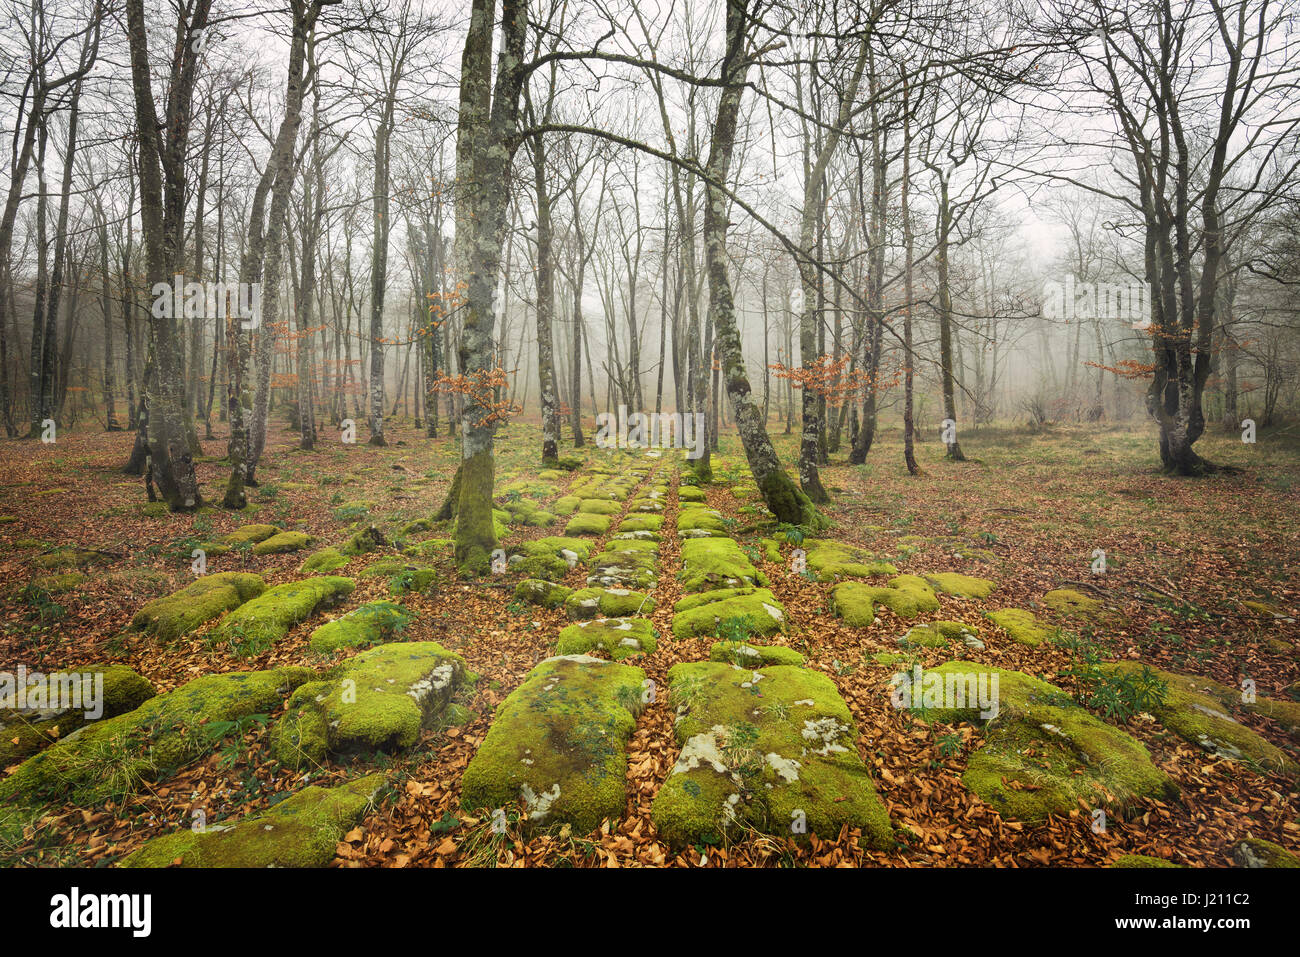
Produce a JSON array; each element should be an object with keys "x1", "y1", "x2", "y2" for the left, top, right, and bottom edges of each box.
[
  {"x1": 432, "y1": 367, "x2": 519, "y2": 428},
  {"x1": 770, "y1": 353, "x2": 899, "y2": 407},
  {"x1": 1085, "y1": 358, "x2": 1156, "y2": 380}
]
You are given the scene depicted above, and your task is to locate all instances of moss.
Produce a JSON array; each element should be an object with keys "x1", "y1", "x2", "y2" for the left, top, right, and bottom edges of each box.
[
  {"x1": 676, "y1": 509, "x2": 727, "y2": 533},
  {"x1": 33, "y1": 548, "x2": 106, "y2": 570},
  {"x1": 985, "y1": 608, "x2": 1055, "y2": 646},
  {"x1": 270, "y1": 643, "x2": 465, "y2": 767},
  {"x1": 804, "y1": 540, "x2": 895, "y2": 581},
  {"x1": 670, "y1": 588, "x2": 786, "y2": 639},
  {"x1": 830, "y1": 582, "x2": 877, "y2": 626},
  {"x1": 212, "y1": 577, "x2": 355, "y2": 650},
  {"x1": 709, "y1": 642, "x2": 805, "y2": 667},
  {"x1": 831, "y1": 577, "x2": 939, "y2": 625},
  {"x1": 514, "y1": 536, "x2": 592, "y2": 563},
  {"x1": 926, "y1": 572, "x2": 997, "y2": 600},
  {"x1": 194, "y1": 541, "x2": 232, "y2": 557},
  {"x1": 897, "y1": 624, "x2": 950, "y2": 649},
  {"x1": 0, "y1": 665, "x2": 156, "y2": 766},
  {"x1": 552, "y1": 495, "x2": 582, "y2": 515},
  {"x1": 340, "y1": 525, "x2": 388, "y2": 556},
  {"x1": 556, "y1": 618, "x2": 657, "y2": 660},
  {"x1": 516, "y1": 554, "x2": 570, "y2": 581},
  {"x1": 871, "y1": 652, "x2": 911, "y2": 667},
  {"x1": 565, "y1": 587, "x2": 655, "y2": 619},
  {"x1": 564, "y1": 512, "x2": 612, "y2": 537},
  {"x1": 679, "y1": 537, "x2": 766, "y2": 592},
  {"x1": 401, "y1": 518, "x2": 435, "y2": 535},
  {"x1": 760, "y1": 538, "x2": 782, "y2": 563},
  {"x1": 0, "y1": 668, "x2": 312, "y2": 807},
  {"x1": 223, "y1": 524, "x2": 280, "y2": 545},
  {"x1": 31, "y1": 571, "x2": 87, "y2": 593},
  {"x1": 309, "y1": 600, "x2": 413, "y2": 654},
  {"x1": 132, "y1": 572, "x2": 267, "y2": 642},
  {"x1": 755, "y1": 469, "x2": 828, "y2": 529},
  {"x1": 1043, "y1": 588, "x2": 1102, "y2": 616},
  {"x1": 1110, "y1": 854, "x2": 1182, "y2": 868},
  {"x1": 301, "y1": 547, "x2": 348, "y2": 574},
  {"x1": 677, "y1": 486, "x2": 707, "y2": 502},
  {"x1": 119, "y1": 774, "x2": 384, "y2": 868},
  {"x1": 360, "y1": 559, "x2": 436, "y2": 594},
  {"x1": 515, "y1": 578, "x2": 574, "y2": 609},
  {"x1": 650, "y1": 662, "x2": 891, "y2": 849},
  {"x1": 404, "y1": 537, "x2": 455, "y2": 559},
  {"x1": 460, "y1": 655, "x2": 646, "y2": 833},
  {"x1": 577, "y1": 499, "x2": 621, "y2": 515},
  {"x1": 1233, "y1": 837, "x2": 1299, "y2": 868},
  {"x1": 251, "y1": 531, "x2": 313, "y2": 555},
  {"x1": 617, "y1": 514, "x2": 664, "y2": 533},
  {"x1": 904, "y1": 662, "x2": 1177, "y2": 823},
  {"x1": 1102, "y1": 662, "x2": 1298, "y2": 777}
]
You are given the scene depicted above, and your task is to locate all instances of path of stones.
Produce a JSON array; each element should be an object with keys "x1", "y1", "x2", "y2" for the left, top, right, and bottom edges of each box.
[{"x1": 4, "y1": 453, "x2": 1298, "y2": 868}]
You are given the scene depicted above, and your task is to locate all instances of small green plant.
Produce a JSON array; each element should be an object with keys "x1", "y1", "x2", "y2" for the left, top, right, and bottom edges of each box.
[{"x1": 935, "y1": 732, "x2": 964, "y2": 760}]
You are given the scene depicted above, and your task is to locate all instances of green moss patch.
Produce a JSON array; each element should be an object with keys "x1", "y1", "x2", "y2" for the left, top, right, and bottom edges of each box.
[
  {"x1": 651, "y1": 662, "x2": 892, "y2": 848},
  {"x1": 565, "y1": 587, "x2": 655, "y2": 619},
  {"x1": 309, "y1": 601, "x2": 413, "y2": 654},
  {"x1": 515, "y1": 578, "x2": 574, "y2": 609},
  {"x1": 132, "y1": 572, "x2": 267, "y2": 642},
  {"x1": 902, "y1": 662, "x2": 1177, "y2": 823},
  {"x1": 359, "y1": 559, "x2": 436, "y2": 595},
  {"x1": 617, "y1": 514, "x2": 663, "y2": 533},
  {"x1": 461, "y1": 655, "x2": 646, "y2": 832},
  {"x1": 212, "y1": 577, "x2": 355, "y2": 651},
  {"x1": 1110, "y1": 854, "x2": 1182, "y2": 868},
  {"x1": 120, "y1": 774, "x2": 384, "y2": 868},
  {"x1": 577, "y1": 499, "x2": 621, "y2": 515},
  {"x1": 0, "y1": 668, "x2": 312, "y2": 807},
  {"x1": 301, "y1": 547, "x2": 348, "y2": 574},
  {"x1": 1233, "y1": 838, "x2": 1299, "y2": 868},
  {"x1": 0, "y1": 665, "x2": 155, "y2": 766},
  {"x1": 556, "y1": 618, "x2": 657, "y2": 660},
  {"x1": 926, "y1": 572, "x2": 997, "y2": 600},
  {"x1": 709, "y1": 642, "x2": 806, "y2": 667},
  {"x1": 804, "y1": 540, "x2": 896, "y2": 581},
  {"x1": 670, "y1": 588, "x2": 786, "y2": 639},
  {"x1": 832, "y1": 576, "x2": 939, "y2": 625},
  {"x1": 252, "y1": 531, "x2": 313, "y2": 555},
  {"x1": 1043, "y1": 588, "x2": 1102, "y2": 617},
  {"x1": 679, "y1": 537, "x2": 766, "y2": 592},
  {"x1": 676, "y1": 509, "x2": 727, "y2": 534},
  {"x1": 564, "y1": 512, "x2": 612, "y2": 537},
  {"x1": 270, "y1": 642, "x2": 466, "y2": 767},
  {"x1": 223, "y1": 524, "x2": 279, "y2": 545},
  {"x1": 985, "y1": 608, "x2": 1056, "y2": 646},
  {"x1": 31, "y1": 572, "x2": 87, "y2": 593},
  {"x1": 678, "y1": 486, "x2": 707, "y2": 502}
]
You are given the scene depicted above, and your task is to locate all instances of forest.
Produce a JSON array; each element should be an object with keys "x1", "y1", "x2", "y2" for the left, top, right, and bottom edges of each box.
[{"x1": 0, "y1": 0, "x2": 1298, "y2": 882}]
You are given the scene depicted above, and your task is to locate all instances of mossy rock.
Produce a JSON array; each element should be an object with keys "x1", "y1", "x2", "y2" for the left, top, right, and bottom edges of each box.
[
  {"x1": 897, "y1": 624, "x2": 952, "y2": 649},
  {"x1": 565, "y1": 587, "x2": 654, "y2": 619},
  {"x1": 1233, "y1": 837, "x2": 1299, "y2": 868},
  {"x1": 902, "y1": 662, "x2": 1177, "y2": 823},
  {"x1": 212, "y1": 577, "x2": 355, "y2": 650},
  {"x1": 0, "y1": 668, "x2": 312, "y2": 807},
  {"x1": 515, "y1": 578, "x2": 573, "y2": 609},
  {"x1": 670, "y1": 588, "x2": 786, "y2": 639},
  {"x1": 577, "y1": 499, "x2": 621, "y2": 516},
  {"x1": 401, "y1": 518, "x2": 435, "y2": 535},
  {"x1": 309, "y1": 600, "x2": 413, "y2": 654},
  {"x1": 676, "y1": 509, "x2": 727, "y2": 533},
  {"x1": 804, "y1": 540, "x2": 896, "y2": 581},
  {"x1": 514, "y1": 536, "x2": 592, "y2": 564},
  {"x1": 617, "y1": 514, "x2": 663, "y2": 533},
  {"x1": 651, "y1": 662, "x2": 892, "y2": 849},
  {"x1": 270, "y1": 642, "x2": 466, "y2": 768},
  {"x1": 120, "y1": 774, "x2": 384, "y2": 868},
  {"x1": 1101, "y1": 662, "x2": 1298, "y2": 777},
  {"x1": 460, "y1": 655, "x2": 646, "y2": 832},
  {"x1": 679, "y1": 537, "x2": 766, "y2": 592},
  {"x1": 360, "y1": 559, "x2": 436, "y2": 595},
  {"x1": 556, "y1": 618, "x2": 657, "y2": 660},
  {"x1": 831, "y1": 576, "x2": 938, "y2": 625},
  {"x1": 985, "y1": 608, "x2": 1056, "y2": 646},
  {"x1": 0, "y1": 665, "x2": 156, "y2": 766},
  {"x1": 564, "y1": 513, "x2": 612, "y2": 537},
  {"x1": 514, "y1": 553, "x2": 571, "y2": 581},
  {"x1": 677, "y1": 486, "x2": 706, "y2": 503},
  {"x1": 301, "y1": 547, "x2": 348, "y2": 574},
  {"x1": 1043, "y1": 588, "x2": 1102, "y2": 617},
  {"x1": 925, "y1": 572, "x2": 997, "y2": 600},
  {"x1": 1110, "y1": 854, "x2": 1182, "y2": 868},
  {"x1": 32, "y1": 548, "x2": 108, "y2": 571},
  {"x1": 708, "y1": 642, "x2": 805, "y2": 667},
  {"x1": 552, "y1": 495, "x2": 582, "y2": 516},
  {"x1": 31, "y1": 571, "x2": 87, "y2": 593},
  {"x1": 223, "y1": 524, "x2": 280, "y2": 545},
  {"x1": 132, "y1": 572, "x2": 267, "y2": 642},
  {"x1": 537, "y1": 469, "x2": 564, "y2": 481},
  {"x1": 404, "y1": 537, "x2": 455, "y2": 559},
  {"x1": 252, "y1": 531, "x2": 313, "y2": 555},
  {"x1": 340, "y1": 525, "x2": 388, "y2": 556}
]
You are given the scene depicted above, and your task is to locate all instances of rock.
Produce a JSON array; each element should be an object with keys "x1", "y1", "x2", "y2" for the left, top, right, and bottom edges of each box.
[
  {"x1": 803, "y1": 540, "x2": 896, "y2": 581},
  {"x1": 301, "y1": 546, "x2": 348, "y2": 574},
  {"x1": 617, "y1": 515, "x2": 663, "y2": 533},
  {"x1": 271, "y1": 642, "x2": 466, "y2": 767},
  {"x1": 709, "y1": 642, "x2": 805, "y2": 667},
  {"x1": 120, "y1": 774, "x2": 384, "y2": 868},
  {"x1": 340, "y1": 525, "x2": 388, "y2": 556},
  {"x1": 131, "y1": 572, "x2": 266, "y2": 642},
  {"x1": 556, "y1": 618, "x2": 657, "y2": 660},
  {"x1": 671, "y1": 587, "x2": 786, "y2": 639},
  {"x1": 222, "y1": 524, "x2": 280, "y2": 545},
  {"x1": 676, "y1": 508, "x2": 727, "y2": 534},
  {"x1": 1110, "y1": 854, "x2": 1182, "y2": 868},
  {"x1": 461, "y1": 655, "x2": 646, "y2": 833},
  {"x1": 677, "y1": 485, "x2": 707, "y2": 502},
  {"x1": 903, "y1": 662, "x2": 1178, "y2": 823},
  {"x1": 252, "y1": 531, "x2": 313, "y2": 555},
  {"x1": 1233, "y1": 837, "x2": 1299, "y2": 868},
  {"x1": 651, "y1": 662, "x2": 892, "y2": 848},
  {"x1": 212, "y1": 577, "x2": 355, "y2": 651},
  {"x1": 0, "y1": 665, "x2": 156, "y2": 765},
  {"x1": 565, "y1": 587, "x2": 655, "y2": 619},
  {"x1": 564, "y1": 512, "x2": 612, "y2": 536},
  {"x1": 926, "y1": 572, "x2": 998, "y2": 600},
  {"x1": 1043, "y1": 588, "x2": 1102, "y2": 616},
  {"x1": 832, "y1": 576, "x2": 940, "y2": 624},
  {"x1": 679, "y1": 537, "x2": 766, "y2": 592},
  {"x1": 984, "y1": 608, "x2": 1056, "y2": 646},
  {"x1": 515, "y1": 578, "x2": 573, "y2": 609},
  {"x1": 309, "y1": 600, "x2": 413, "y2": 654},
  {"x1": 577, "y1": 498, "x2": 621, "y2": 515},
  {"x1": 0, "y1": 668, "x2": 312, "y2": 807}
]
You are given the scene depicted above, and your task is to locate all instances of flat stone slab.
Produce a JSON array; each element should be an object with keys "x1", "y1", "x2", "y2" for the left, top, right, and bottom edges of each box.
[
  {"x1": 565, "y1": 587, "x2": 655, "y2": 619},
  {"x1": 556, "y1": 618, "x2": 657, "y2": 660},
  {"x1": 132, "y1": 572, "x2": 266, "y2": 642},
  {"x1": 461, "y1": 655, "x2": 646, "y2": 833},
  {"x1": 308, "y1": 600, "x2": 413, "y2": 654},
  {"x1": 984, "y1": 608, "x2": 1056, "y2": 646},
  {"x1": 651, "y1": 662, "x2": 893, "y2": 848},
  {"x1": 120, "y1": 774, "x2": 383, "y2": 868},
  {"x1": 709, "y1": 642, "x2": 806, "y2": 667},
  {"x1": 679, "y1": 537, "x2": 766, "y2": 592},
  {"x1": 671, "y1": 587, "x2": 786, "y2": 639},
  {"x1": 832, "y1": 575, "x2": 940, "y2": 625},
  {"x1": 271, "y1": 641, "x2": 467, "y2": 767},
  {"x1": 212, "y1": 576, "x2": 356, "y2": 650},
  {"x1": 803, "y1": 540, "x2": 896, "y2": 581}
]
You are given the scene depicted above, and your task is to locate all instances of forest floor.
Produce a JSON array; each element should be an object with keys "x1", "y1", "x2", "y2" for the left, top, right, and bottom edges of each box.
[{"x1": 1, "y1": 414, "x2": 1297, "y2": 867}]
